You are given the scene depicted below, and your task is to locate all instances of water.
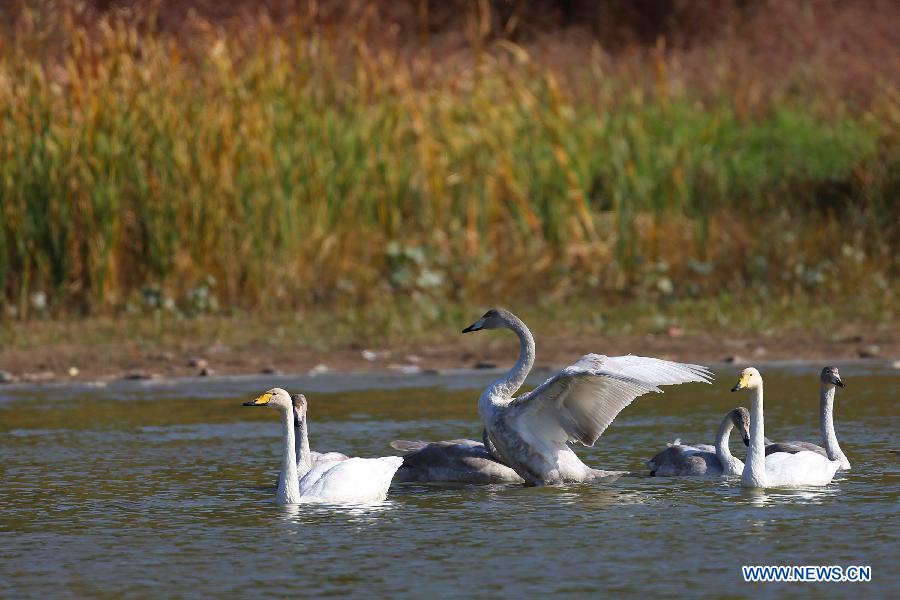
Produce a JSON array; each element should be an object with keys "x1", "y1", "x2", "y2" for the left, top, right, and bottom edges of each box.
[{"x1": 2, "y1": 364, "x2": 898, "y2": 598}]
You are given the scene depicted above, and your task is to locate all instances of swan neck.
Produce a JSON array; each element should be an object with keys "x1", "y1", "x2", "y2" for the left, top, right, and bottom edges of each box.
[
  {"x1": 277, "y1": 409, "x2": 301, "y2": 503},
  {"x1": 820, "y1": 385, "x2": 848, "y2": 468},
  {"x1": 296, "y1": 417, "x2": 313, "y2": 476},
  {"x1": 744, "y1": 385, "x2": 768, "y2": 487},
  {"x1": 714, "y1": 415, "x2": 736, "y2": 472},
  {"x1": 492, "y1": 314, "x2": 535, "y2": 399}
]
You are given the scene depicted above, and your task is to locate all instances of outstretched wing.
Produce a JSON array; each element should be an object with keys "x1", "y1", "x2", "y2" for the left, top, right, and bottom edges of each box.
[
  {"x1": 509, "y1": 354, "x2": 713, "y2": 446},
  {"x1": 576, "y1": 354, "x2": 713, "y2": 386}
]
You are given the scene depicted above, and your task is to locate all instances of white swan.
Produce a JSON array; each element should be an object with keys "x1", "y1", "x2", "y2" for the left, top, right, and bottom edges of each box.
[
  {"x1": 646, "y1": 407, "x2": 750, "y2": 477},
  {"x1": 292, "y1": 393, "x2": 350, "y2": 467},
  {"x1": 764, "y1": 367, "x2": 850, "y2": 470},
  {"x1": 461, "y1": 308, "x2": 713, "y2": 485},
  {"x1": 390, "y1": 436, "x2": 524, "y2": 484},
  {"x1": 731, "y1": 368, "x2": 841, "y2": 488},
  {"x1": 244, "y1": 388, "x2": 403, "y2": 503},
  {"x1": 275, "y1": 393, "x2": 348, "y2": 488}
]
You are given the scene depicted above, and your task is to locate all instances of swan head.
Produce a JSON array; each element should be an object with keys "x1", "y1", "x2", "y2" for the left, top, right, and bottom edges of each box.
[
  {"x1": 462, "y1": 308, "x2": 515, "y2": 333},
  {"x1": 243, "y1": 387, "x2": 292, "y2": 411},
  {"x1": 730, "y1": 407, "x2": 751, "y2": 446},
  {"x1": 730, "y1": 367, "x2": 762, "y2": 392},
  {"x1": 291, "y1": 393, "x2": 308, "y2": 427},
  {"x1": 820, "y1": 366, "x2": 844, "y2": 388}
]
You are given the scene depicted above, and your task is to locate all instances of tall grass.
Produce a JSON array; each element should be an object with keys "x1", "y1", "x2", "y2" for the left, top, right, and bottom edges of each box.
[{"x1": 0, "y1": 11, "x2": 897, "y2": 321}]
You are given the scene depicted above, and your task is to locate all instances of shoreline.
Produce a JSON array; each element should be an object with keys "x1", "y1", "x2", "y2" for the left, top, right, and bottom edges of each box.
[
  {"x1": 2, "y1": 330, "x2": 897, "y2": 388},
  {"x1": 0, "y1": 358, "x2": 896, "y2": 396}
]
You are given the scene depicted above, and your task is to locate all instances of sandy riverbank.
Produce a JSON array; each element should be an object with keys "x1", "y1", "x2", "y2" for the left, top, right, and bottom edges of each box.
[{"x1": 2, "y1": 328, "x2": 897, "y2": 385}]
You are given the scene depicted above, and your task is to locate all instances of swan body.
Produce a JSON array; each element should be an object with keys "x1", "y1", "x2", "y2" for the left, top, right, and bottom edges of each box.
[
  {"x1": 647, "y1": 407, "x2": 750, "y2": 477},
  {"x1": 732, "y1": 368, "x2": 841, "y2": 488},
  {"x1": 462, "y1": 308, "x2": 713, "y2": 485},
  {"x1": 762, "y1": 367, "x2": 850, "y2": 470},
  {"x1": 244, "y1": 388, "x2": 402, "y2": 503},
  {"x1": 391, "y1": 437, "x2": 524, "y2": 484},
  {"x1": 297, "y1": 456, "x2": 404, "y2": 503}
]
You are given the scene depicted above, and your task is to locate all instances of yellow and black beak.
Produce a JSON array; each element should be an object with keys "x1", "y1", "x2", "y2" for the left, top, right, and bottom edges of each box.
[
  {"x1": 243, "y1": 392, "x2": 273, "y2": 407},
  {"x1": 731, "y1": 373, "x2": 749, "y2": 392}
]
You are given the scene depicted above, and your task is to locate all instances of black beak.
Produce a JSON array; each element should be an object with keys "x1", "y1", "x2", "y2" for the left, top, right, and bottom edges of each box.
[
  {"x1": 742, "y1": 434, "x2": 750, "y2": 447},
  {"x1": 461, "y1": 323, "x2": 482, "y2": 334},
  {"x1": 730, "y1": 383, "x2": 741, "y2": 392},
  {"x1": 832, "y1": 377, "x2": 844, "y2": 388},
  {"x1": 243, "y1": 400, "x2": 265, "y2": 406}
]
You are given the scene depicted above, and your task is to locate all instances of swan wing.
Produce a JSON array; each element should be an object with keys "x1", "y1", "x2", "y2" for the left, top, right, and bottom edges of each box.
[
  {"x1": 312, "y1": 451, "x2": 350, "y2": 463},
  {"x1": 580, "y1": 354, "x2": 713, "y2": 386},
  {"x1": 392, "y1": 439, "x2": 493, "y2": 463},
  {"x1": 765, "y1": 441, "x2": 827, "y2": 457},
  {"x1": 691, "y1": 443, "x2": 716, "y2": 453},
  {"x1": 391, "y1": 439, "x2": 524, "y2": 483},
  {"x1": 510, "y1": 354, "x2": 711, "y2": 446},
  {"x1": 300, "y1": 457, "x2": 403, "y2": 502},
  {"x1": 764, "y1": 450, "x2": 840, "y2": 486},
  {"x1": 298, "y1": 460, "x2": 341, "y2": 490},
  {"x1": 390, "y1": 439, "x2": 482, "y2": 452},
  {"x1": 647, "y1": 445, "x2": 719, "y2": 476}
]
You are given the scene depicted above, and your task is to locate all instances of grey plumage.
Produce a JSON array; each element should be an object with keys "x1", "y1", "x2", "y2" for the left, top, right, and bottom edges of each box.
[
  {"x1": 391, "y1": 438, "x2": 524, "y2": 484},
  {"x1": 765, "y1": 441, "x2": 827, "y2": 457},
  {"x1": 646, "y1": 407, "x2": 750, "y2": 477}
]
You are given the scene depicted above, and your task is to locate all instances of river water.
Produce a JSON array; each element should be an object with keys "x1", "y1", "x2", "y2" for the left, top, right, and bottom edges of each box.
[{"x1": 1, "y1": 363, "x2": 897, "y2": 598}]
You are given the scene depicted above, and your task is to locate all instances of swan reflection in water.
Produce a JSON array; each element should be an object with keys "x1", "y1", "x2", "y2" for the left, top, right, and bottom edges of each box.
[
  {"x1": 742, "y1": 485, "x2": 840, "y2": 507},
  {"x1": 276, "y1": 499, "x2": 398, "y2": 526}
]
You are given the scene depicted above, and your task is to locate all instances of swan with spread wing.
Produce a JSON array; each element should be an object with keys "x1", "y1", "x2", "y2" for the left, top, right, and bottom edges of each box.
[{"x1": 461, "y1": 308, "x2": 713, "y2": 485}]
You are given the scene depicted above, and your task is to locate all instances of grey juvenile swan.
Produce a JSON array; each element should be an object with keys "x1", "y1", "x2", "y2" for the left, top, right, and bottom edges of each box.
[
  {"x1": 461, "y1": 308, "x2": 713, "y2": 485},
  {"x1": 646, "y1": 407, "x2": 750, "y2": 477},
  {"x1": 763, "y1": 367, "x2": 850, "y2": 470},
  {"x1": 390, "y1": 438, "x2": 524, "y2": 484}
]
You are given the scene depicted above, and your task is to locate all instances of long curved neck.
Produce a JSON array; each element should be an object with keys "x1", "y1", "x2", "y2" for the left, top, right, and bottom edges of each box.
[
  {"x1": 490, "y1": 315, "x2": 535, "y2": 401},
  {"x1": 714, "y1": 416, "x2": 738, "y2": 474},
  {"x1": 295, "y1": 416, "x2": 313, "y2": 476},
  {"x1": 819, "y1": 385, "x2": 849, "y2": 468},
  {"x1": 276, "y1": 409, "x2": 301, "y2": 504},
  {"x1": 743, "y1": 385, "x2": 768, "y2": 487}
]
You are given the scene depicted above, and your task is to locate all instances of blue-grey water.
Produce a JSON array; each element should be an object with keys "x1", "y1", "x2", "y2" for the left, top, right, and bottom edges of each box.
[{"x1": 1, "y1": 364, "x2": 897, "y2": 598}]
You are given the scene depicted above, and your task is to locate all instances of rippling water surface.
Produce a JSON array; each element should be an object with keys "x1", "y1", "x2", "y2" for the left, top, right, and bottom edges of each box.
[{"x1": 2, "y1": 364, "x2": 897, "y2": 598}]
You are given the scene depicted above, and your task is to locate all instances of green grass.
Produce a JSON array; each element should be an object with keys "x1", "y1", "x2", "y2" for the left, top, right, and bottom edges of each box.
[{"x1": 0, "y1": 11, "x2": 898, "y2": 324}]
